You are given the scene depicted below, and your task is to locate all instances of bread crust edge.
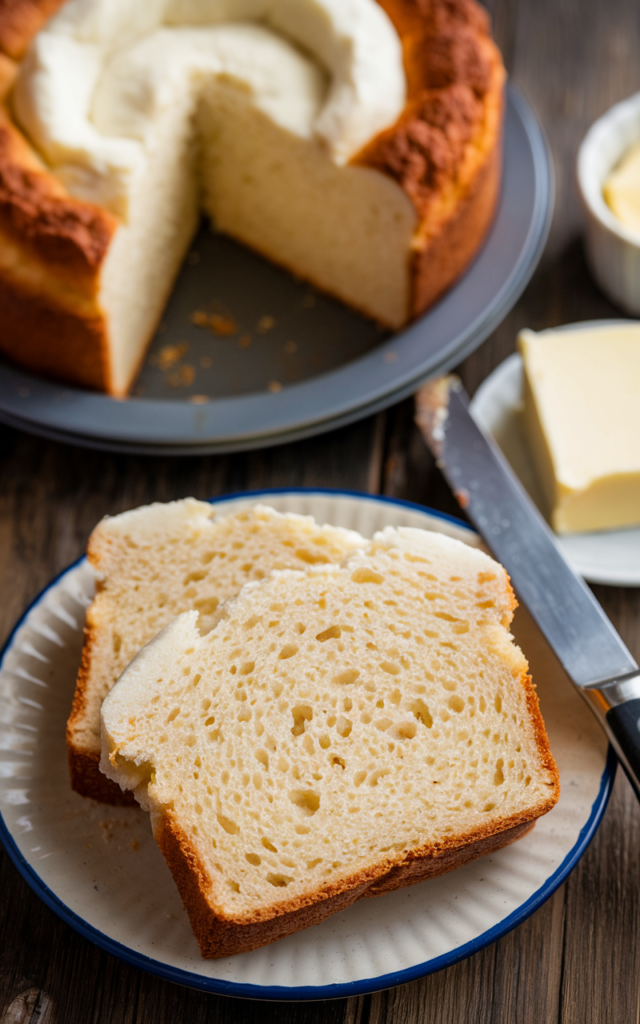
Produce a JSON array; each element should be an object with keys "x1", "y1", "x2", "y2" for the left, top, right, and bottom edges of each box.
[{"x1": 67, "y1": 615, "x2": 138, "y2": 806}]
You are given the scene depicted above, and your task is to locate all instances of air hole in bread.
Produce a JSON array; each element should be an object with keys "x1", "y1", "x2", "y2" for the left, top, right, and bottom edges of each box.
[
  {"x1": 291, "y1": 706, "x2": 313, "y2": 737},
  {"x1": 380, "y1": 661, "x2": 400, "y2": 676},
  {"x1": 296, "y1": 549, "x2": 329, "y2": 565},
  {"x1": 217, "y1": 813, "x2": 239, "y2": 835},
  {"x1": 289, "y1": 790, "x2": 320, "y2": 816},
  {"x1": 351, "y1": 568, "x2": 384, "y2": 584},
  {"x1": 266, "y1": 873, "x2": 293, "y2": 888},
  {"x1": 279, "y1": 644, "x2": 298, "y2": 660},
  {"x1": 184, "y1": 571, "x2": 207, "y2": 585},
  {"x1": 245, "y1": 853, "x2": 261, "y2": 866},
  {"x1": 448, "y1": 695, "x2": 465, "y2": 713},
  {"x1": 262, "y1": 837, "x2": 277, "y2": 852},
  {"x1": 316, "y1": 625, "x2": 341, "y2": 642},
  {"x1": 390, "y1": 721, "x2": 416, "y2": 741},
  {"x1": 335, "y1": 716, "x2": 352, "y2": 737},
  {"x1": 332, "y1": 669, "x2": 359, "y2": 686}
]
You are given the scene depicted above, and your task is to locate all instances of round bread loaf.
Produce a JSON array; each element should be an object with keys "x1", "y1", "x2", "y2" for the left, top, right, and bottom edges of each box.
[{"x1": 0, "y1": 0, "x2": 505, "y2": 394}]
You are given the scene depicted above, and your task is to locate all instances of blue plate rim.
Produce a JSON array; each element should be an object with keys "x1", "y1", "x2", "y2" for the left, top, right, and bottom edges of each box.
[{"x1": 0, "y1": 488, "x2": 615, "y2": 1002}]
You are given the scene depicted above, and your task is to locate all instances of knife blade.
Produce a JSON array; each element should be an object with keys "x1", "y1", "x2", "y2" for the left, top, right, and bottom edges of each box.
[{"x1": 415, "y1": 375, "x2": 640, "y2": 801}]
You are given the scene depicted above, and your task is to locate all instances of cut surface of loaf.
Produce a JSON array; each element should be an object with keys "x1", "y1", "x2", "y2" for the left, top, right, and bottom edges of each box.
[
  {"x1": 100, "y1": 526, "x2": 559, "y2": 958},
  {"x1": 67, "y1": 500, "x2": 364, "y2": 804}
]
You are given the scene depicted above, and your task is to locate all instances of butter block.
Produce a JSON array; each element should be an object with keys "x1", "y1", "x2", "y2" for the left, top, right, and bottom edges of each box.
[
  {"x1": 603, "y1": 141, "x2": 640, "y2": 234},
  {"x1": 518, "y1": 324, "x2": 640, "y2": 534}
]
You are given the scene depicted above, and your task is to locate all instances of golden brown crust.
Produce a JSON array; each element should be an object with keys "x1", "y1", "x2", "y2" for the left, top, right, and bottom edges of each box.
[
  {"x1": 359, "y1": 0, "x2": 505, "y2": 315},
  {"x1": 0, "y1": 271, "x2": 113, "y2": 390},
  {"x1": 0, "y1": 0, "x2": 66, "y2": 60},
  {"x1": 408, "y1": 109, "x2": 501, "y2": 314},
  {"x1": 0, "y1": 112, "x2": 115, "y2": 287},
  {"x1": 67, "y1": 618, "x2": 137, "y2": 805}
]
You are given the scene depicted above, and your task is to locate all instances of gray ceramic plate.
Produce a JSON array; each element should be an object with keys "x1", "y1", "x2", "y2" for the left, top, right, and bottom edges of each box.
[{"x1": 0, "y1": 85, "x2": 553, "y2": 455}]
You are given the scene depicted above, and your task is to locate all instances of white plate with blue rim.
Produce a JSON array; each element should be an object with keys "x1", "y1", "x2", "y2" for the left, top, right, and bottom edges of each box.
[
  {"x1": 0, "y1": 489, "x2": 612, "y2": 1000},
  {"x1": 470, "y1": 323, "x2": 640, "y2": 587}
]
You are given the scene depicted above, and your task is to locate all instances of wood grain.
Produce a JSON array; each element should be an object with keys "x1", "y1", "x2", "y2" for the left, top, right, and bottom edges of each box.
[{"x1": 2, "y1": 0, "x2": 640, "y2": 1020}]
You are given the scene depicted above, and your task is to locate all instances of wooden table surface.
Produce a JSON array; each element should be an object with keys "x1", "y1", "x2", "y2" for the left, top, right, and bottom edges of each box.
[{"x1": 2, "y1": 0, "x2": 640, "y2": 1020}]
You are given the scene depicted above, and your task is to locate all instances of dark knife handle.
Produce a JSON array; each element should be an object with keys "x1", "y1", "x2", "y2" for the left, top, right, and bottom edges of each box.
[{"x1": 606, "y1": 699, "x2": 640, "y2": 797}]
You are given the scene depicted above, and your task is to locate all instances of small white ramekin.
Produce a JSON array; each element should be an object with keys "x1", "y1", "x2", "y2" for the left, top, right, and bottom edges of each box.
[{"x1": 577, "y1": 91, "x2": 640, "y2": 315}]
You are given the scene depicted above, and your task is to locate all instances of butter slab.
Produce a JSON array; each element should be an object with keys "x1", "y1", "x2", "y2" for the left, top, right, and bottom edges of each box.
[{"x1": 518, "y1": 324, "x2": 640, "y2": 534}]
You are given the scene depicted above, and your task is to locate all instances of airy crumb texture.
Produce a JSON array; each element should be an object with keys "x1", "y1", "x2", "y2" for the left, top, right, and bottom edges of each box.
[
  {"x1": 67, "y1": 500, "x2": 364, "y2": 803},
  {"x1": 101, "y1": 526, "x2": 559, "y2": 958}
]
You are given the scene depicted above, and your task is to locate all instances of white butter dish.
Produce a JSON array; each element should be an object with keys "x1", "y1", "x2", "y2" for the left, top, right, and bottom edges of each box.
[{"x1": 577, "y1": 92, "x2": 640, "y2": 315}]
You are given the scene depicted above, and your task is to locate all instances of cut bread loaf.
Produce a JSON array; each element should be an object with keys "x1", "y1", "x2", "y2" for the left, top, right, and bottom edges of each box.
[
  {"x1": 0, "y1": 0, "x2": 504, "y2": 394},
  {"x1": 67, "y1": 500, "x2": 364, "y2": 805},
  {"x1": 100, "y1": 526, "x2": 559, "y2": 959}
]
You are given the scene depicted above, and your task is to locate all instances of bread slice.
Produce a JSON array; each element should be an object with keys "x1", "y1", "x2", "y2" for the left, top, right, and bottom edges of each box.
[
  {"x1": 100, "y1": 526, "x2": 559, "y2": 959},
  {"x1": 67, "y1": 500, "x2": 364, "y2": 805}
]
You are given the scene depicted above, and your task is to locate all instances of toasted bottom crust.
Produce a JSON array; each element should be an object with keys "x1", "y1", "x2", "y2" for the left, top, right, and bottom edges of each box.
[
  {"x1": 68, "y1": 744, "x2": 137, "y2": 807},
  {"x1": 156, "y1": 810, "x2": 542, "y2": 959},
  {"x1": 0, "y1": 272, "x2": 111, "y2": 392}
]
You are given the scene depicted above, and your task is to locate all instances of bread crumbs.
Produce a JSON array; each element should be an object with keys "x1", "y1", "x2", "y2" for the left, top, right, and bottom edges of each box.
[
  {"x1": 257, "y1": 315, "x2": 276, "y2": 333},
  {"x1": 209, "y1": 313, "x2": 238, "y2": 336},
  {"x1": 167, "y1": 364, "x2": 195, "y2": 387},
  {"x1": 159, "y1": 343, "x2": 188, "y2": 370}
]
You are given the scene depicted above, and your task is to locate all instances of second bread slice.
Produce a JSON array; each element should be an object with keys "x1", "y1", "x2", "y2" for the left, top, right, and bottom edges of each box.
[{"x1": 67, "y1": 499, "x2": 364, "y2": 804}]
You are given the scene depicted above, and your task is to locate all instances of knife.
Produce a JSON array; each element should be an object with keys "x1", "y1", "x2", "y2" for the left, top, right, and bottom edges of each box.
[{"x1": 415, "y1": 375, "x2": 640, "y2": 801}]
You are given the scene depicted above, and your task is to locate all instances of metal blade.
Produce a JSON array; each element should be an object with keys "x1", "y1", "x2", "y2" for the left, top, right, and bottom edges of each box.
[{"x1": 415, "y1": 376, "x2": 638, "y2": 689}]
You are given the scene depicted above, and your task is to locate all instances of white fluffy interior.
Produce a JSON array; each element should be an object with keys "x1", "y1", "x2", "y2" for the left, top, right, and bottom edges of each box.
[
  {"x1": 71, "y1": 500, "x2": 363, "y2": 752},
  {"x1": 96, "y1": 54, "x2": 414, "y2": 393},
  {"x1": 196, "y1": 77, "x2": 416, "y2": 329},
  {"x1": 99, "y1": 86, "x2": 200, "y2": 395},
  {"x1": 101, "y1": 527, "x2": 556, "y2": 921}
]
